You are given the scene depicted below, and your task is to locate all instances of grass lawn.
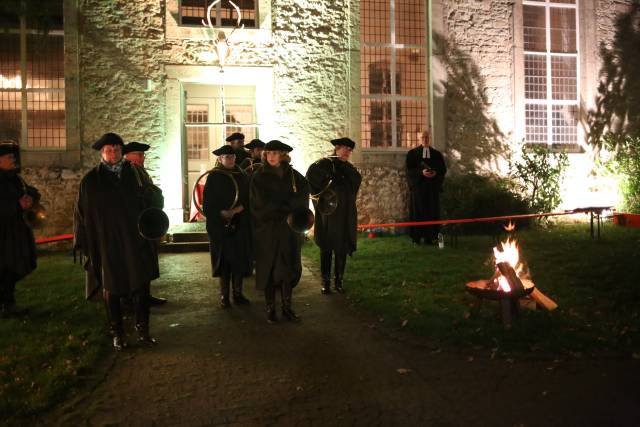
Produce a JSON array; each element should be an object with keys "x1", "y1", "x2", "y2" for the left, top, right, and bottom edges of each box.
[
  {"x1": 0, "y1": 251, "x2": 108, "y2": 419},
  {"x1": 303, "y1": 223, "x2": 640, "y2": 358}
]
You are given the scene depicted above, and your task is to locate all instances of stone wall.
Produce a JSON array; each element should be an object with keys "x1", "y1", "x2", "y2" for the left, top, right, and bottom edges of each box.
[{"x1": 357, "y1": 166, "x2": 409, "y2": 227}]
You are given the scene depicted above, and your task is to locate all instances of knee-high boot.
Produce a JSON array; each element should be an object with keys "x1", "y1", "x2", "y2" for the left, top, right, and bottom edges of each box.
[
  {"x1": 265, "y1": 284, "x2": 277, "y2": 324},
  {"x1": 334, "y1": 253, "x2": 347, "y2": 293},
  {"x1": 219, "y1": 272, "x2": 231, "y2": 308},
  {"x1": 133, "y1": 285, "x2": 156, "y2": 346},
  {"x1": 281, "y1": 281, "x2": 300, "y2": 322},
  {"x1": 320, "y1": 251, "x2": 333, "y2": 294},
  {"x1": 231, "y1": 272, "x2": 250, "y2": 305},
  {"x1": 103, "y1": 289, "x2": 127, "y2": 351}
]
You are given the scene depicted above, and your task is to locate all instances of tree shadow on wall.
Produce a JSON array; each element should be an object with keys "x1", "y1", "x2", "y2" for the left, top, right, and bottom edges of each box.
[
  {"x1": 432, "y1": 32, "x2": 509, "y2": 174},
  {"x1": 584, "y1": 4, "x2": 640, "y2": 151}
]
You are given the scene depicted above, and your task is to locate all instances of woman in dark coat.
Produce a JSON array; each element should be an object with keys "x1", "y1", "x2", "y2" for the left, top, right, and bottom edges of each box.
[
  {"x1": 250, "y1": 140, "x2": 310, "y2": 323},
  {"x1": 306, "y1": 137, "x2": 361, "y2": 294},
  {"x1": 0, "y1": 142, "x2": 39, "y2": 316},
  {"x1": 74, "y1": 133, "x2": 160, "y2": 350},
  {"x1": 202, "y1": 145, "x2": 252, "y2": 308}
]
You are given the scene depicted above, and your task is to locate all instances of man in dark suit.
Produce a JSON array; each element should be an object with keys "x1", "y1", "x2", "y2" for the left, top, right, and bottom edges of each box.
[{"x1": 405, "y1": 130, "x2": 447, "y2": 245}]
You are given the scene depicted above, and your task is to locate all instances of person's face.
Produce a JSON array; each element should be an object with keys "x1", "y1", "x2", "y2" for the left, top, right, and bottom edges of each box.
[
  {"x1": 0, "y1": 153, "x2": 16, "y2": 171},
  {"x1": 125, "y1": 151, "x2": 145, "y2": 167},
  {"x1": 335, "y1": 145, "x2": 353, "y2": 161},
  {"x1": 101, "y1": 144, "x2": 123, "y2": 165},
  {"x1": 219, "y1": 154, "x2": 236, "y2": 169},
  {"x1": 421, "y1": 131, "x2": 431, "y2": 147},
  {"x1": 252, "y1": 147, "x2": 263, "y2": 159},
  {"x1": 229, "y1": 139, "x2": 244, "y2": 150},
  {"x1": 265, "y1": 151, "x2": 283, "y2": 167}
]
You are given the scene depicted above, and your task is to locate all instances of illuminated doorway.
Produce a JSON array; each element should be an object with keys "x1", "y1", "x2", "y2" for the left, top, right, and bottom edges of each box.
[{"x1": 183, "y1": 83, "x2": 258, "y2": 221}]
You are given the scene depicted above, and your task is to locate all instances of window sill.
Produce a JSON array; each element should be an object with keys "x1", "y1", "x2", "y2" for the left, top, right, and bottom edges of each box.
[{"x1": 20, "y1": 149, "x2": 81, "y2": 168}]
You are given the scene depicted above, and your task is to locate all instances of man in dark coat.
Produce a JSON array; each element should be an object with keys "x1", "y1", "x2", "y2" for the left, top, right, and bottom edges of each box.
[
  {"x1": 203, "y1": 145, "x2": 252, "y2": 308},
  {"x1": 306, "y1": 137, "x2": 361, "y2": 294},
  {"x1": 405, "y1": 130, "x2": 447, "y2": 245},
  {"x1": 74, "y1": 133, "x2": 160, "y2": 350},
  {"x1": 250, "y1": 140, "x2": 310, "y2": 323},
  {"x1": 226, "y1": 132, "x2": 250, "y2": 165},
  {"x1": 123, "y1": 141, "x2": 168, "y2": 306},
  {"x1": 0, "y1": 141, "x2": 40, "y2": 316},
  {"x1": 239, "y1": 138, "x2": 264, "y2": 173}
]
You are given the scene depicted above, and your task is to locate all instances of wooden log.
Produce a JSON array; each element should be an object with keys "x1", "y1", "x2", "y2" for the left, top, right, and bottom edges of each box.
[
  {"x1": 496, "y1": 262, "x2": 525, "y2": 293},
  {"x1": 529, "y1": 288, "x2": 558, "y2": 311}
]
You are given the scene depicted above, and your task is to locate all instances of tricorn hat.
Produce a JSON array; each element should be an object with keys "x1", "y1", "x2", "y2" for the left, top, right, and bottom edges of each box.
[
  {"x1": 0, "y1": 141, "x2": 18, "y2": 156},
  {"x1": 212, "y1": 145, "x2": 237, "y2": 156},
  {"x1": 245, "y1": 138, "x2": 265, "y2": 150},
  {"x1": 225, "y1": 132, "x2": 245, "y2": 142},
  {"x1": 92, "y1": 133, "x2": 124, "y2": 150},
  {"x1": 330, "y1": 137, "x2": 356, "y2": 150},
  {"x1": 264, "y1": 140, "x2": 293, "y2": 152},
  {"x1": 123, "y1": 141, "x2": 150, "y2": 154}
]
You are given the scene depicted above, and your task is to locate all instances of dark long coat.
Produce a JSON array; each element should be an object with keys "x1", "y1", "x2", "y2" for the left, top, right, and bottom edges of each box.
[
  {"x1": 0, "y1": 170, "x2": 39, "y2": 280},
  {"x1": 406, "y1": 146, "x2": 447, "y2": 240},
  {"x1": 74, "y1": 162, "x2": 160, "y2": 298},
  {"x1": 250, "y1": 162, "x2": 309, "y2": 291},
  {"x1": 306, "y1": 158, "x2": 361, "y2": 255},
  {"x1": 202, "y1": 165, "x2": 252, "y2": 277}
]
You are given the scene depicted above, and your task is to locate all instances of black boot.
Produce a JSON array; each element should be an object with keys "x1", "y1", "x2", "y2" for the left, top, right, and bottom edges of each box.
[
  {"x1": 265, "y1": 285, "x2": 277, "y2": 324},
  {"x1": 334, "y1": 253, "x2": 347, "y2": 294},
  {"x1": 149, "y1": 295, "x2": 168, "y2": 306},
  {"x1": 281, "y1": 283, "x2": 300, "y2": 322},
  {"x1": 232, "y1": 273, "x2": 250, "y2": 305},
  {"x1": 104, "y1": 290, "x2": 127, "y2": 351},
  {"x1": 219, "y1": 275, "x2": 231, "y2": 308},
  {"x1": 320, "y1": 251, "x2": 333, "y2": 295},
  {"x1": 133, "y1": 290, "x2": 157, "y2": 346}
]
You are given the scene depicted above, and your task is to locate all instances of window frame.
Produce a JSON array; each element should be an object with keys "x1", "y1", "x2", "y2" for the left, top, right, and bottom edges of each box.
[
  {"x1": 359, "y1": 0, "x2": 430, "y2": 151},
  {"x1": 178, "y1": 0, "x2": 260, "y2": 29},
  {"x1": 521, "y1": 0, "x2": 581, "y2": 151}
]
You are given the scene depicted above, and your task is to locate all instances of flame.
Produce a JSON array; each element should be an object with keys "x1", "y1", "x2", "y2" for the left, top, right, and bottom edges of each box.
[{"x1": 493, "y1": 238, "x2": 523, "y2": 292}]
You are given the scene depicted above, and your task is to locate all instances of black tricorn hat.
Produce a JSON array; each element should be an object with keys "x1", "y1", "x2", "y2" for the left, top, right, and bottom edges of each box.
[
  {"x1": 0, "y1": 141, "x2": 18, "y2": 156},
  {"x1": 330, "y1": 137, "x2": 356, "y2": 150},
  {"x1": 245, "y1": 138, "x2": 265, "y2": 149},
  {"x1": 212, "y1": 145, "x2": 237, "y2": 156},
  {"x1": 92, "y1": 133, "x2": 124, "y2": 150},
  {"x1": 225, "y1": 132, "x2": 245, "y2": 142},
  {"x1": 123, "y1": 141, "x2": 150, "y2": 154},
  {"x1": 264, "y1": 140, "x2": 293, "y2": 152}
]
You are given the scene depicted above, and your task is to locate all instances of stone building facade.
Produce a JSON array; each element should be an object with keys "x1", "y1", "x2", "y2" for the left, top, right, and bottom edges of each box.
[{"x1": 4, "y1": 0, "x2": 635, "y2": 237}]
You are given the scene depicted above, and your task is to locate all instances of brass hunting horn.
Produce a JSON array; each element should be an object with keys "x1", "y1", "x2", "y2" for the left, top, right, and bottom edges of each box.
[{"x1": 192, "y1": 166, "x2": 240, "y2": 229}]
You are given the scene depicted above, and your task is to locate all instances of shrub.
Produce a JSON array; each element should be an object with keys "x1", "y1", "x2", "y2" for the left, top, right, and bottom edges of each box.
[
  {"x1": 602, "y1": 134, "x2": 640, "y2": 213},
  {"x1": 441, "y1": 173, "x2": 531, "y2": 234},
  {"x1": 509, "y1": 143, "x2": 569, "y2": 217}
]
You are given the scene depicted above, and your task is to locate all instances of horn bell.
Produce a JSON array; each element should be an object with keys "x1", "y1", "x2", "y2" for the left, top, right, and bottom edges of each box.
[
  {"x1": 287, "y1": 208, "x2": 315, "y2": 234},
  {"x1": 138, "y1": 207, "x2": 170, "y2": 240}
]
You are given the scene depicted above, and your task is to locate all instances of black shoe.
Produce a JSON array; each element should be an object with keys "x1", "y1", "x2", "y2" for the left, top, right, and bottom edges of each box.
[
  {"x1": 281, "y1": 307, "x2": 301, "y2": 322},
  {"x1": 233, "y1": 293, "x2": 251, "y2": 305},
  {"x1": 334, "y1": 279, "x2": 345, "y2": 294},
  {"x1": 266, "y1": 307, "x2": 277, "y2": 324},
  {"x1": 135, "y1": 323, "x2": 157, "y2": 346},
  {"x1": 149, "y1": 295, "x2": 168, "y2": 306},
  {"x1": 220, "y1": 296, "x2": 231, "y2": 309},
  {"x1": 321, "y1": 280, "x2": 333, "y2": 295}
]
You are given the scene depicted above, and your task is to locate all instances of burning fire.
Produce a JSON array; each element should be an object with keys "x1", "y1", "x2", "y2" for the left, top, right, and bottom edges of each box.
[{"x1": 492, "y1": 238, "x2": 523, "y2": 292}]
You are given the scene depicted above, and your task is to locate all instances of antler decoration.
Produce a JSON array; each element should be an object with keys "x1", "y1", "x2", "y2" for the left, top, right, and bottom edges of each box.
[{"x1": 202, "y1": 0, "x2": 244, "y2": 72}]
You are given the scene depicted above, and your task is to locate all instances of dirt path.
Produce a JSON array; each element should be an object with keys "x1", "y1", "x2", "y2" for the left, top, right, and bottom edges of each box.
[{"x1": 45, "y1": 252, "x2": 639, "y2": 426}]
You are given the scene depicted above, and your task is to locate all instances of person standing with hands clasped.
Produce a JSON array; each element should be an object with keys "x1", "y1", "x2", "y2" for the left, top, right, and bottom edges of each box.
[
  {"x1": 306, "y1": 137, "x2": 361, "y2": 294},
  {"x1": 202, "y1": 145, "x2": 252, "y2": 308},
  {"x1": 405, "y1": 130, "x2": 447, "y2": 245},
  {"x1": 250, "y1": 140, "x2": 310, "y2": 323}
]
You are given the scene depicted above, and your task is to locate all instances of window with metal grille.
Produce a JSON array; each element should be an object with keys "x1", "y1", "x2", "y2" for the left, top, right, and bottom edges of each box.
[
  {"x1": 186, "y1": 104, "x2": 210, "y2": 160},
  {"x1": 180, "y1": 0, "x2": 257, "y2": 28},
  {"x1": 0, "y1": 4, "x2": 65, "y2": 150},
  {"x1": 523, "y1": 0, "x2": 579, "y2": 149},
  {"x1": 360, "y1": 0, "x2": 429, "y2": 149},
  {"x1": 225, "y1": 104, "x2": 256, "y2": 141}
]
